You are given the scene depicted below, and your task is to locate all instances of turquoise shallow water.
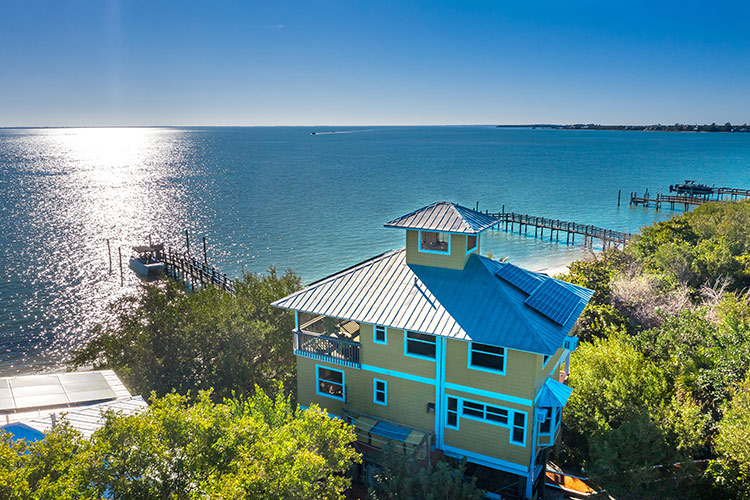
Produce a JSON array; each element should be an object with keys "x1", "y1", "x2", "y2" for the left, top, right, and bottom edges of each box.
[{"x1": 1, "y1": 126, "x2": 749, "y2": 373}]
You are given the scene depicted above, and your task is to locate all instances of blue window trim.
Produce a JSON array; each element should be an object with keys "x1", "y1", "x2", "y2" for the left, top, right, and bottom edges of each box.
[
  {"x1": 510, "y1": 411, "x2": 527, "y2": 447},
  {"x1": 452, "y1": 396, "x2": 528, "y2": 447},
  {"x1": 316, "y1": 365, "x2": 345, "y2": 401},
  {"x1": 373, "y1": 378, "x2": 387, "y2": 406},
  {"x1": 373, "y1": 325, "x2": 387, "y2": 345},
  {"x1": 417, "y1": 230, "x2": 451, "y2": 255},
  {"x1": 446, "y1": 395, "x2": 460, "y2": 430},
  {"x1": 542, "y1": 354, "x2": 551, "y2": 369},
  {"x1": 468, "y1": 342, "x2": 507, "y2": 375},
  {"x1": 404, "y1": 331, "x2": 437, "y2": 361},
  {"x1": 466, "y1": 234, "x2": 478, "y2": 254},
  {"x1": 537, "y1": 408, "x2": 552, "y2": 436}
]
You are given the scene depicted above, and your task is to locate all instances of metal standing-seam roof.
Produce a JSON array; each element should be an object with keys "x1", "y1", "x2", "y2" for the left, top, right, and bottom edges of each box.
[
  {"x1": 272, "y1": 249, "x2": 593, "y2": 356},
  {"x1": 21, "y1": 396, "x2": 149, "y2": 438},
  {"x1": 384, "y1": 201, "x2": 500, "y2": 234},
  {"x1": 536, "y1": 378, "x2": 574, "y2": 408}
]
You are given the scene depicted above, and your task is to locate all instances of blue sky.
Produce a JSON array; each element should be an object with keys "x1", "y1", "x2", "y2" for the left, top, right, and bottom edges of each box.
[{"x1": 1, "y1": 1, "x2": 748, "y2": 126}]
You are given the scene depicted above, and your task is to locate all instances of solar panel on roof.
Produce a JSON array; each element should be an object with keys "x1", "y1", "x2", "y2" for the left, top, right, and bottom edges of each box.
[
  {"x1": 495, "y1": 263, "x2": 542, "y2": 295},
  {"x1": 525, "y1": 279, "x2": 580, "y2": 325},
  {"x1": 60, "y1": 372, "x2": 116, "y2": 404},
  {"x1": 0, "y1": 380, "x2": 14, "y2": 411},
  {"x1": 0, "y1": 372, "x2": 119, "y2": 413}
]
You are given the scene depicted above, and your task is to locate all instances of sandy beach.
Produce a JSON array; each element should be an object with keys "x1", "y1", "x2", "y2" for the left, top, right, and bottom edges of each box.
[{"x1": 534, "y1": 263, "x2": 572, "y2": 277}]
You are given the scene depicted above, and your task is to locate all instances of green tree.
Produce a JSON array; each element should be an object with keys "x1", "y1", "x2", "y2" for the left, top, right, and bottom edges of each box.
[
  {"x1": 0, "y1": 387, "x2": 360, "y2": 500},
  {"x1": 565, "y1": 333, "x2": 670, "y2": 439},
  {"x1": 72, "y1": 268, "x2": 301, "y2": 400},
  {"x1": 368, "y1": 447, "x2": 484, "y2": 500},
  {"x1": 708, "y1": 376, "x2": 750, "y2": 499},
  {"x1": 0, "y1": 423, "x2": 100, "y2": 499}
]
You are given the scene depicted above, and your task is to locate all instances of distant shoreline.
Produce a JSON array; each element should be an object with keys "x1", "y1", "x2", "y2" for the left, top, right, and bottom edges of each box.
[{"x1": 496, "y1": 123, "x2": 750, "y2": 133}]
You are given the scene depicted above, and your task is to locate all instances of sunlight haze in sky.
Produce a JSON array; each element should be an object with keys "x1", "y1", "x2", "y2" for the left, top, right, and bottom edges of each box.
[{"x1": 1, "y1": 1, "x2": 748, "y2": 127}]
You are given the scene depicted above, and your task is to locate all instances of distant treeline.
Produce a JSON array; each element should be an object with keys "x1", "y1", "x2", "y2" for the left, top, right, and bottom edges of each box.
[{"x1": 497, "y1": 122, "x2": 750, "y2": 132}]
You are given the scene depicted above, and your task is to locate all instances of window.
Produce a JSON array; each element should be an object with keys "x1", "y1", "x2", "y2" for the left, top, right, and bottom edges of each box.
[
  {"x1": 405, "y1": 331, "x2": 436, "y2": 359},
  {"x1": 454, "y1": 397, "x2": 523, "y2": 445},
  {"x1": 373, "y1": 379, "x2": 387, "y2": 405},
  {"x1": 539, "y1": 409, "x2": 551, "y2": 434},
  {"x1": 462, "y1": 401, "x2": 485, "y2": 418},
  {"x1": 446, "y1": 397, "x2": 459, "y2": 429},
  {"x1": 469, "y1": 343, "x2": 506, "y2": 373},
  {"x1": 466, "y1": 234, "x2": 478, "y2": 253},
  {"x1": 316, "y1": 366, "x2": 345, "y2": 401},
  {"x1": 486, "y1": 406, "x2": 509, "y2": 425},
  {"x1": 542, "y1": 355, "x2": 550, "y2": 368},
  {"x1": 419, "y1": 231, "x2": 450, "y2": 254},
  {"x1": 461, "y1": 400, "x2": 508, "y2": 425},
  {"x1": 374, "y1": 325, "x2": 387, "y2": 344},
  {"x1": 511, "y1": 412, "x2": 526, "y2": 445}
]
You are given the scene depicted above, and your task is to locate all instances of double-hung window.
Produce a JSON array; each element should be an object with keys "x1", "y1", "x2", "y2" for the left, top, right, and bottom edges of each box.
[
  {"x1": 446, "y1": 397, "x2": 459, "y2": 429},
  {"x1": 539, "y1": 408, "x2": 552, "y2": 434},
  {"x1": 373, "y1": 379, "x2": 387, "y2": 405},
  {"x1": 469, "y1": 342, "x2": 506, "y2": 373},
  {"x1": 316, "y1": 366, "x2": 345, "y2": 401},
  {"x1": 511, "y1": 412, "x2": 526, "y2": 445},
  {"x1": 405, "y1": 331, "x2": 436, "y2": 359},
  {"x1": 374, "y1": 325, "x2": 387, "y2": 344},
  {"x1": 419, "y1": 231, "x2": 450, "y2": 254}
]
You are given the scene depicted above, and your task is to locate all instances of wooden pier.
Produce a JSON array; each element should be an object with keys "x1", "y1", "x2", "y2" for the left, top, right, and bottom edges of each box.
[
  {"x1": 163, "y1": 247, "x2": 235, "y2": 295},
  {"x1": 630, "y1": 184, "x2": 750, "y2": 211},
  {"x1": 485, "y1": 211, "x2": 632, "y2": 250}
]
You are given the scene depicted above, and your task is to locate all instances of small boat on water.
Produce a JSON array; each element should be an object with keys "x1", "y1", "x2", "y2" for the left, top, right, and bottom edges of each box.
[
  {"x1": 129, "y1": 244, "x2": 165, "y2": 277},
  {"x1": 670, "y1": 180, "x2": 714, "y2": 196}
]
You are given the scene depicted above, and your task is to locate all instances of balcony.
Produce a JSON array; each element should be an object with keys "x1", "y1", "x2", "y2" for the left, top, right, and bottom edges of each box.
[{"x1": 294, "y1": 314, "x2": 361, "y2": 368}]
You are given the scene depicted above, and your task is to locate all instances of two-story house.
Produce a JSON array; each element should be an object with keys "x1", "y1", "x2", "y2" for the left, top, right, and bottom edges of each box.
[{"x1": 272, "y1": 202, "x2": 592, "y2": 500}]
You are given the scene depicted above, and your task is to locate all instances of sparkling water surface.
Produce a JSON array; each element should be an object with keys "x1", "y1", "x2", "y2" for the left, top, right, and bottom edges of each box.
[{"x1": 1, "y1": 126, "x2": 749, "y2": 374}]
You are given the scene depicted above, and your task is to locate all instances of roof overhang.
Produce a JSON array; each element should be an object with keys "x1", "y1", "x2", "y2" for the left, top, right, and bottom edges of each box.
[{"x1": 535, "y1": 378, "x2": 574, "y2": 408}]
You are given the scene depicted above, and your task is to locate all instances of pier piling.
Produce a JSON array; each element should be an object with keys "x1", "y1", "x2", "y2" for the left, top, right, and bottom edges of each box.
[
  {"x1": 107, "y1": 239, "x2": 112, "y2": 273},
  {"x1": 488, "y1": 211, "x2": 631, "y2": 250},
  {"x1": 118, "y1": 247, "x2": 123, "y2": 286}
]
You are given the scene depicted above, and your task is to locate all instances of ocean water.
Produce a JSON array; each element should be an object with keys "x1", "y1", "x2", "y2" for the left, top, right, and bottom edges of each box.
[{"x1": 1, "y1": 126, "x2": 749, "y2": 374}]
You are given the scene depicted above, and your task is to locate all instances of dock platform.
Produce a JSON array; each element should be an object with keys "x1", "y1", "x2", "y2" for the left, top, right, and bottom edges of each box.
[
  {"x1": 163, "y1": 247, "x2": 235, "y2": 295},
  {"x1": 485, "y1": 210, "x2": 632, "y2": 250}
]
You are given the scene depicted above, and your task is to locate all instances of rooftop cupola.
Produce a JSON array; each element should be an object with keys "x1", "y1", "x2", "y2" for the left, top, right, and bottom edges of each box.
[{"x1": 384, "y1": 201, "x2": 500, "y2": 270}]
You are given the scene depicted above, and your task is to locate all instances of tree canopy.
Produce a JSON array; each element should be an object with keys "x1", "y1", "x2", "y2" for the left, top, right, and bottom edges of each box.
[
  {"x1": 557, "y1": 200, "x2": 750, "y2": 498},
  {"x1": 71, "y1": 268, "x2": 301, "y2": 400},
  {"x1": 0, "y1": 387, "x2": 360, "y2": 500}
]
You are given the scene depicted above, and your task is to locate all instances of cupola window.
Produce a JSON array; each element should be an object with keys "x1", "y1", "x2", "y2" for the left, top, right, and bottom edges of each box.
[
  {"x1": 419, "y1": 231, "x2": 450, "y2": 254},
  {"x1": 466, "y1": 234, "x2": 478, "y2": 253}
]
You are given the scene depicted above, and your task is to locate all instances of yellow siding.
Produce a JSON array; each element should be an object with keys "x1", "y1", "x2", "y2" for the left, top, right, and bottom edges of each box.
[
  {"x1": 361, "y1": 324, "x2": 436, "y2": 380},
  {"x1": 296, "y1": 357, "x2": 349, "y2": 417},
  {"x1": 296, "y1": 356, "x2": 435, "y2": 431},
  {"x1": 446, "y1": 339, "x2": 538, "y2": 401},
  {"x1": 405, "y1": 230, "x2": 475, "y2": 270},
  {"x1": 445, "y1": 387, "x2": 533, "y2": 467},
  {"x1": 535, "y1": 347, "x2": 565, "y2": 393}
]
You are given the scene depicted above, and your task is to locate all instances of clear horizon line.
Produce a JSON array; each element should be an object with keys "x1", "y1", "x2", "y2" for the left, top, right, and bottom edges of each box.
[{"x1": 3, "y1": 122, "x2": 740, "y2": 130}]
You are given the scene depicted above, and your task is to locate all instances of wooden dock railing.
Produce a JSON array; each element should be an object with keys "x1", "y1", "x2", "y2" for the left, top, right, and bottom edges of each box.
[
  {"x1": 486, "y1": 211, "x2": 632, "y2": 249},
  {"x1": 630, "y1": 192, "x2": 709, "y2": 210},
  {"x1": 163, "y1": 247, "x2": 235, "y2": 295}
]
